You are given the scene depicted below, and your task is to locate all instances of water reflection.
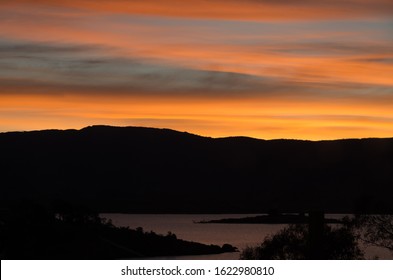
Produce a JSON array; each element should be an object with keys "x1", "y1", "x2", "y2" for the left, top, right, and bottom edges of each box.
[{"x1": 101, "y1": 213, "x2": 392, "y2": 260}]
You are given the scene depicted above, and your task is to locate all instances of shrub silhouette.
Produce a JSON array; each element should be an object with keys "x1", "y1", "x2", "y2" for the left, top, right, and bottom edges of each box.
[
  {"x1": 0, "y1": 202, "x2": 236, "y2": 259},
  {"x1": 355, "y1": 215, "x2": 393, "y2": 253},
  {"x1": 241, "y1": 223, "x2": 363, "y2": 260}
]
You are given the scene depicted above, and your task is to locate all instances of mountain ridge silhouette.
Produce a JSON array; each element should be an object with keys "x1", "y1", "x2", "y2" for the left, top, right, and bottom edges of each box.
[{"x1": 1, "y1": 125, "x2": 392, "y2": 213}]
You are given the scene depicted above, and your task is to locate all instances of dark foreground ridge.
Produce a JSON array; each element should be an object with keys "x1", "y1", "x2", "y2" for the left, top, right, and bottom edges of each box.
[
  {"x1": 1, "y1": 125, "x2": 393, "y2": 213},
  {"x1": 0, "y1": 202, "x2": 237, "y2": 259}
]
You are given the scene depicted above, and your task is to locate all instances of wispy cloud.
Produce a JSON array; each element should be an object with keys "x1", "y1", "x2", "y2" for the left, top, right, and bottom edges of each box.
[
  {"x1": 0, "y1": 0, "x2": 392, "y2": 139},
  {"x1": 0, "y1": 40, "x2": 273, "y2": 96},
  {"x1": 3, "y1": 0, "x2": 393, "y2": 21}
]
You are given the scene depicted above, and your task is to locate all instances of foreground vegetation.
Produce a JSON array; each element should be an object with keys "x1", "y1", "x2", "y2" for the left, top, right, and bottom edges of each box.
[
  {"x1": 241, "y1": 215, "x2": 393, "y2": 260},
  {"x1": 0, "y1": 202, "x2": 236, "y2": 259}
]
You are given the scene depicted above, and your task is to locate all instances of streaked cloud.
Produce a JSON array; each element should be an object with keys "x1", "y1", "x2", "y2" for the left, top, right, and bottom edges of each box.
[
  {"x1": 0, "y1": 40, "x2": 272, "y2": 96},
  {"x1": 0, "y1": 0, "x2": 392, "y2": 139},
  {"x1": 2, "y1": 0, "x2": 393, "y2": 21}
]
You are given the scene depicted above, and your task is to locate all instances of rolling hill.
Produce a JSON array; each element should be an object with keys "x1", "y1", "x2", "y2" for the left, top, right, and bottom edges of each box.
[{"x1": 1, "y1": 125, "x2": 392, "y2": 213}]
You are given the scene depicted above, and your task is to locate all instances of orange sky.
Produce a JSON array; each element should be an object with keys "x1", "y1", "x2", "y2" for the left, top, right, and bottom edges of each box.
[
  {"x1": 4, "y1": 0, "x2": 393, "y2": 20},
  {"x1": 1, "y1": 1, "x2": 393, "y2": 139}
]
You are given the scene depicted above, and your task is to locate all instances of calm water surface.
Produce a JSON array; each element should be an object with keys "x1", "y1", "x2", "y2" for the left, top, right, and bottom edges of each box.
[{"x1": 101, "y1": 213, "x2": 392, "y2": 260}]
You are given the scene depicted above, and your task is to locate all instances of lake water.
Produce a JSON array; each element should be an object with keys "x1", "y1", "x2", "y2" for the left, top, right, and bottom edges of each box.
[{"x1": 101, "y1": 213, "x2": 393, "y2": 260}]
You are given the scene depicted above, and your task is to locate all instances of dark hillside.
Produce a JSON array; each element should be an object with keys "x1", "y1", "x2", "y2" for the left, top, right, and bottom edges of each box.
[{"x1": 1, "y1": 126, "x2": 392, "y2": 213}]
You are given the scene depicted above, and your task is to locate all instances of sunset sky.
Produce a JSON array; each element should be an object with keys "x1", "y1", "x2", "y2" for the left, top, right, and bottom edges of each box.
[{"x1": 1, "y1": 0, "x2": 393, "y2": 140}]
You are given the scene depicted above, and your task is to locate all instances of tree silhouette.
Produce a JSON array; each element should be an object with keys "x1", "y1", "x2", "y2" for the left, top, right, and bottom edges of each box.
[
  {"x1": 241, "y1": 223, "x2": 363, "y2": 260},
  {"x1": 355, "y1": 215, "x2": 393, "y2": 252}
]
